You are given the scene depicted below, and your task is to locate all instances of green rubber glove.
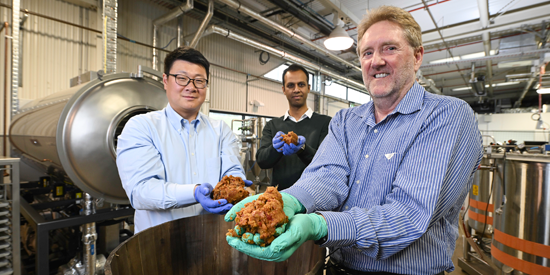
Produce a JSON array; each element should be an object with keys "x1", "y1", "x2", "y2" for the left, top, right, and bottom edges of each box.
[
  {"x1": 226, "y1": 213, "x2": 328, "y2": 262},
  {"x1": 224, "y1": 192, "x2": 305, "y2": 223}
]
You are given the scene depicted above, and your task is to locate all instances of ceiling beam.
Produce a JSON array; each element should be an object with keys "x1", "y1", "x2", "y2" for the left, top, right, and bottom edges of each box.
[{"x1": 422, "y1": 3, "x2": 550, "y2": 44}]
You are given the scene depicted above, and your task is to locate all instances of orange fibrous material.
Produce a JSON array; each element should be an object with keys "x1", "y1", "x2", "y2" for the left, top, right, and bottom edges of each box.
[
  {"x1": 212, "y1": 175, "x2": 249, "y2": 204},
  {"x1": 281, "y1": 131, "x2": 298, "y2": 145},
  {"x1": 227, "y1": 187, "x2": 288, "y2": 246}
]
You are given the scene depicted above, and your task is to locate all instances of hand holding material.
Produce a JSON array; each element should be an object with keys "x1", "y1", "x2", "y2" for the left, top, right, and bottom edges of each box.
[
  {"x1": 282, "y1": 136, "x2": 305, "y2": 156},
  {"x1": 225, "y1": 192, "x2": 306, "y2": 245},
  {"x1": 226, "y1": 213, "x2": 328, "y2": 262},
  {"x1": 272, "y1": 131, "x2": 285, "y2": 152},
  {"x1": 194, "y1": 183, "x2": 233, "y2": 214},
  {"x1": 224, "y1": 192, "x2": 305, "y2": 223}
]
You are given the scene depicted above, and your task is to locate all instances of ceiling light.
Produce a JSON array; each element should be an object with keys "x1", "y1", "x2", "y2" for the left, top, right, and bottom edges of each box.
[
  {"x1": 537, "y1": 88, "x2": 550, "y2": 94},
  {"x1": 451, "y1": 87, "x2": 472, "y2": 91},
  {"x1": 429, "y1": 56, "x2": 461, "y2": 64},
  {"x1": 461, "y1": 52, "x2": 485, "y2": 59},
  {"x1": 493, "y1": 81, "x2": 520, "y2": 87},
  {"x1": 497, "y1": 60, "x2": 534, "y2": 68},
  {"x1": 324, "y1": 25, "x2": 354, "y2": 51}
]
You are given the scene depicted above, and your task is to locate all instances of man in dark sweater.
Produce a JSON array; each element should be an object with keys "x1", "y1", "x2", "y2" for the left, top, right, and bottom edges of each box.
[{"x1": 256, "y1": 64, "x2": 331, "y2": 190}]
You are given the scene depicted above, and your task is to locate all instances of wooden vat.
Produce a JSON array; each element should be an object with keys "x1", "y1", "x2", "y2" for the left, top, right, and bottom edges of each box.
[{"x1": 105, "y1": 214, "x2": 324, "y2": 274}]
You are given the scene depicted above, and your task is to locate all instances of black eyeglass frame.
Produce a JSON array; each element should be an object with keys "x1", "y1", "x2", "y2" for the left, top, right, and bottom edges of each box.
[{"x1": 166, "y1": 73, "x2": 209, "y2": 88}]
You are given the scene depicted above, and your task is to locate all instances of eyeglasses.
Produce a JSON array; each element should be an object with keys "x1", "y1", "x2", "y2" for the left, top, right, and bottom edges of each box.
[{"x1": 167, "y1": 74, "x2": 208, "y2": 89}]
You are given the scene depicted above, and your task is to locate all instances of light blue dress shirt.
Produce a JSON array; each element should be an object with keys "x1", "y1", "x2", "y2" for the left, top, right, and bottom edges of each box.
[
  {"x1": 116, "y1": 104, "x2": 245, "y2": 233},
  {"x1": 284, "y1": 82, "x2": 483, "y2": 274}
]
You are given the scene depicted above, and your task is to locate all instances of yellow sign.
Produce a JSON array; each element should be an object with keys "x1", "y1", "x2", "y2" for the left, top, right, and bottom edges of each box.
[
  {"x1": 472, "y1": 185, "x2": 479, "y2": 196},
  {"x1": 56, "y1": 186, "x2": 64, "y2": 196}
]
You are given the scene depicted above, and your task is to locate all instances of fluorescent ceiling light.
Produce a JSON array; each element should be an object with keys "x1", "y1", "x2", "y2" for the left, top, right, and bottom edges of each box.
[
  {"x1": 497, "y1": 60, "x2": 534, "y2": 68},
  {"x1": 538, "y1": 88, "x2": 550, "y2": 94},
  {"x1": 493, "y1": 81, "x2": 520, "y2": 87},
  {"x1": 324, "y1": 26, "x2": 354, "y2": 51},
  {"x1": 451, "y1": 87, "x2": 472, "y2": 91},
  {"x1": 429, "y1": 56, "x2": 461, "y2": 64},
  {"x1": 452, "y1": 82, "x2": 520, "y2": 92},
  {"x1": 461, "y1": 52, "x2": 485, "y2": 59}
]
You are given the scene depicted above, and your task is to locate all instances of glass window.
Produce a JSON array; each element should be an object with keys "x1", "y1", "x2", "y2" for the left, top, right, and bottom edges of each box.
[
  {"x1": 209, "y1": 112, "x2": 244, "y2": 136},
  {"x1": 263, "y1": 64, "x2": 289, "y2": 82},
  {"x1": 348, "y1": 88, "x2": 371, "y2": 104},
  {"x1": 264, "y1": 64, "x2": 314, "y2": 88},
  {"x1": 325, "y1": 82, "x2": 347, "y2": 100}
]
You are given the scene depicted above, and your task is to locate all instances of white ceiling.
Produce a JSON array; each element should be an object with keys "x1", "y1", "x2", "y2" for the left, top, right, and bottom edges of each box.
[{"x1": 232, "y1": 0, "x2": 550, "y2": 110}]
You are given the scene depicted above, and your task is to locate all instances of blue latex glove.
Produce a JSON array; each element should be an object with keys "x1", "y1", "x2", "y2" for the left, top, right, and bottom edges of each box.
[
  {"x1": 227, "y1": 213, "x2": 328, "y2": 262},
  {"x1": 194, "y1": 183, "x2": 233, "y2": 214},
  {"x1": 272, "y1": 131, "x2": 285, "y2": 153},
  {"x1": 282, "y1": 136, "x2": 305, "y2": 156},
  {"x1": 243, "y1": 179, "x2": 253, "y2": 187},
  {"x1": 225, "y1": 192, "x2": 305, "y2": 244}
]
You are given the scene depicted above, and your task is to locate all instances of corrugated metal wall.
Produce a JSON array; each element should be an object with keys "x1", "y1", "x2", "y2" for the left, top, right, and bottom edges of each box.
[{"x1": 0, "y1": 0, "x2": 349, "y2": 136}]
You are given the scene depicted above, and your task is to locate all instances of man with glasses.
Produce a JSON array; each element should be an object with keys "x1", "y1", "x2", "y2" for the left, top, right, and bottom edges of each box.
[
  {"x1": 256, "y1": 64, "x2": 331, "y2": 191},
  {"x1": 116, "y1": 47, "x2": 250, "y2": 233}
]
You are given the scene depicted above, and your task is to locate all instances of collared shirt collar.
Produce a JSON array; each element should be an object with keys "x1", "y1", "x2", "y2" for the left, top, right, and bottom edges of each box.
[
  {"x1": 352, "y1": 82, "x2": 426, "y2": 126},
  {"x1": 284, "y1": 107, "x2": 313, "y2": 122},
  {"x1": 165, "y1": 103, "x2": 202, "y2": 131}
]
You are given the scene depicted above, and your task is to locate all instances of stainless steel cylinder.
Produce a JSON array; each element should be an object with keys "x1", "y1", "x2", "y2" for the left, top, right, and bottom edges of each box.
[
  {"x1": 468, "y1": 156, "x2": 498, "y2": 234},
  {"x1": 491, "y1": 153, "x2": 550, "y2": 274},
  {"x1": 10, "y1": 73, "x2": 168, "y2": 204}
]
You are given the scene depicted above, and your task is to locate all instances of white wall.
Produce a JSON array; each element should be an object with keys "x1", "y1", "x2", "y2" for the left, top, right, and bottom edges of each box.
[{"x1": 477, "y1": 112, "x2": 550, "y2": 144}]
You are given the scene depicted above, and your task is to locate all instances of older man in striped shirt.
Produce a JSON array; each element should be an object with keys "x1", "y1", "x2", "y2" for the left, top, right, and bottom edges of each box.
[{"x1": 226, "y1": 5, "x2": 483, "y2": 275}]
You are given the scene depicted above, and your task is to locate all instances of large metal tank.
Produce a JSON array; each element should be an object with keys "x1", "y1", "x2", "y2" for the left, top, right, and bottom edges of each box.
[
  {"x1": 105, "y1": 214, "x2": 325, "y2": 274},
  {"x1": 10, "y1": 72, "x2": 168, "y2": 204},
  {"x1": 491, "y1": 153, "x2": 550, "y2": 275},
  {"x1": 468, "y1": 156, "x2": 498, "y2": 234}
]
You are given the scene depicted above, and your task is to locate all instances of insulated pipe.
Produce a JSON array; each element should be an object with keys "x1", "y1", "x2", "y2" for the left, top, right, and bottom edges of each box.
[
  {"x1": 217, "y1": 0, "x2": 361, "y2": 73},
  {"x1": 189, "y1": 0, "x2": 213, "y2": 48},
  {"x1": 152, "y1": 0, "x2": 193, "y2": 70},
  {"x1": 202, "y1": 25, "x2": 366, "y2": 91}
]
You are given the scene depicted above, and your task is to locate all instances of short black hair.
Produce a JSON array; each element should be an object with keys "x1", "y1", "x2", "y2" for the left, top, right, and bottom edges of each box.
[
  {"x1": 282, "y1": 64, "x2": 309, "y2": 86},
  {"x1": 164, "y1": 47, "x2": 210, "y2": 79}
]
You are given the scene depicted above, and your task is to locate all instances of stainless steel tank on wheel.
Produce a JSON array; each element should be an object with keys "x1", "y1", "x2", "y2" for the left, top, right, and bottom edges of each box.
[
  {"x1": 491, "y1": 153, "x2": 550, "y2": 275},
  {"x1": 10, "y1": 69, "x2": 168, "y2": 204}
]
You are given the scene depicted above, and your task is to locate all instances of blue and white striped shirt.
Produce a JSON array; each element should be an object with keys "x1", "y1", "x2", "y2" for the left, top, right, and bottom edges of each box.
[
  {"x1": 284, "y1": 82, "x2": 483, "y2": 274},
  {"x1": 117, "y1": 104, "x2": 245, "y2": 233}
]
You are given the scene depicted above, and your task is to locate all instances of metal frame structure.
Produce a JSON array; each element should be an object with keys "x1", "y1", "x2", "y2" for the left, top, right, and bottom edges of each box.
[
  {"x1": 20, "y1": 199, "x2": 133, "y2": 275},
  {"x1": 0, "y1": 157, "x2": 20, "y2": 275}
]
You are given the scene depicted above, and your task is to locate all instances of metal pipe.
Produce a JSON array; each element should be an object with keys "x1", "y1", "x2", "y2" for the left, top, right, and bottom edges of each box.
[
  {"x1": 203, "y1": 25, "x2": 366, "y2": 91},
  {"x1": 217, "y1": 0, "x2": 361, "y2": 73},
  {"x1": 177, "y1": 17, "x2": 182, "y2": 47},
  {"x1": 3, "y1": 22, "x2": 8, "y2": 157},
  {"x1": 81, "y1": 193, "x2": 97, "y2": 275},
  {"x1": 189, "y1": 0, "x2": 213, "y2": 48},
  {"x1": 152, "y1": 0, "x2": 193, "y2": 70},
  {"x1": 11, "y1": 0, "x2": 20, "y2": 118},
  {"x1": 477, "y1": 0, "x2": 494, "y2": 97},
  {"x1": 513, "y1": 74, "x2": 536, "y2": 107}
]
